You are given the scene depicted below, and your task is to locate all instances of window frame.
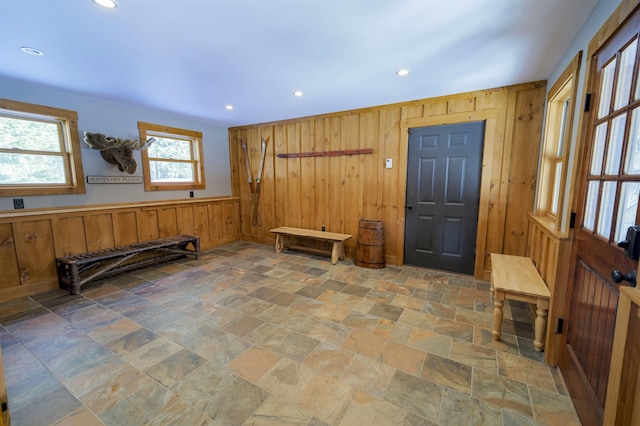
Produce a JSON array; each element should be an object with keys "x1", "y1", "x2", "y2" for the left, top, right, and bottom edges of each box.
[
  {"x1": 534, "y1": 52, "x2": 582, "y2": 232},
  {"x1": 0, "y1": 98, "x2": 85, "y2": 197},
  {"x1": 138, "y1": 121, "x2": 205, "y2": 192}
]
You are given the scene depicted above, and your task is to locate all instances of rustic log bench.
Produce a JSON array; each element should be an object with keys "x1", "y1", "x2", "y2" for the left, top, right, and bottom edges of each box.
[
  {"x1": 269, "y1": 227, "x2": 352, "y2": 264},
  {"x1": 56, "y1": 235, "x2": 200, "y2": 295},
  {"x1": 491, "y1": 253, "x2": 550, "y2": 352}
]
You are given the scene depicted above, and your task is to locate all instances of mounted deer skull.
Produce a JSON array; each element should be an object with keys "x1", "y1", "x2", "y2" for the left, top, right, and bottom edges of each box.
[{"x1": 83, "y1": 132, "x2": 155, "y2": 174}]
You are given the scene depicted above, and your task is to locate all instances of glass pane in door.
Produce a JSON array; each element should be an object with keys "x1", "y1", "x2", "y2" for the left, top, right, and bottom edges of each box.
[
  {"x1": 598, "y1": 58, "x2": 617, "y2": 118},
  {"x1": 591, "y1": 123, "x2": 608, "y2": 175},
  {"x1": 615, "y1": 181, "x2": 640, "y2": 241},
  {"x1": 597, "y1": 181, "x2": 617, "y2": 238},
  {"x1": 624, "y1": 107, "x2": 640, "y2": 174},
  {"x1": 584, "y1": 180, "x2": 600, "y2": 231},
  {"x1": 614, "y1": 38, "x2": 638, "y2": 110},
  {"x1": 605, "y1": 114, "x2": 628, "y2": 175}
]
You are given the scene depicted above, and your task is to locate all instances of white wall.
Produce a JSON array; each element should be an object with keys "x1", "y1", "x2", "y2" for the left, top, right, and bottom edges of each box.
[
  {"x1": 0, "y1": 76, "x2": 231, "y2": 211},
  {"x1": 544, "y1": 0, "x2": 623, "y2": 231}
]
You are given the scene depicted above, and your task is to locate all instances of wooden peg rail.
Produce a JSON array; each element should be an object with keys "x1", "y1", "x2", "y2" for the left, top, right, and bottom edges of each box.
[{"x1": 276, "y1": 148, "x2": 373, "y2": 158}]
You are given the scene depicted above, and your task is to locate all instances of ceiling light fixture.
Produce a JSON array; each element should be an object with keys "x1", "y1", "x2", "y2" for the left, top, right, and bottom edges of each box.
[
  {"x1": 92, "y1": 0, "x2": 118, "y2": 9},
  {"x1": 293, "y1": 91, "x2": 303, "y2": 97},
  {"x1": 225, "y1": 105, "x2": 234, "y2": 110},
  {"x1": 396, "y1": 69, "x2": 410, "y2": 76},
  {"x1": 20, "y1": 47, "x2": 44, "y2": 56}
]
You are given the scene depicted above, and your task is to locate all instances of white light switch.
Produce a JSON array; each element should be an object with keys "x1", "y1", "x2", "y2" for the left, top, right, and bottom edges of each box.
[{"x1": 385, "y1": 158, "x2": 393, "y2": 169}]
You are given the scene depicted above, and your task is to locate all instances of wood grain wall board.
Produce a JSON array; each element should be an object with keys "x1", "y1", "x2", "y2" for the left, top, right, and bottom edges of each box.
[
  {"x1": 223, "y1": 201, "x2": 239, "y2": 240},
  {"x1": 13, "y1": 220, "x2": 56, "y2": 285},
  {"x1": 176, "y1": 206, "x2": 195, "y2": 236},
  {"x1": 229, "y1": 131, "x2": 241, "y2": 198},
  {"x1": 137, "y1": 210, "x2": 159, "y2": 242},
  {"x1": 84, "y1": 214, "x2": 115, "y2": 251},
  {"x1": 273, "y1": 125, "x2": 287, "y2": 230},
  {"x1": 230, "y1": 81, "x2": 546, "y2": 278},
  {"x1": 286, "y1": 123, "x2": 302, "y2": 228},
  {"x1": 193, "y1": 204, "x2": 211, "y2": 247},
  {"x1": 328, "y1": 117, "x2": 343, "y2": 233},
  {"x1": 158, "y1": 208, "x2": 178, "y2": 238},
  {"x1": 208, "y1": 203, "x2": 222, "y2": 241},
  {"x1": 300, "y1": 121, "x2": 315, "y2": 230},
  {"x1": 503, "y1": 87, "x2": 546, "y2": 255},
  {"x1": 260, "y1": 126, "x2": 275, "y2": 234},
  {"x1": 51, "y1": 216, "x2": 87, "y2": 257},
  {"x1": 0, "y1": 224, "x2": 19, "y2": 289},
  {"x1": 113, "y1": 211, "x2": 139, "y2": 246}
]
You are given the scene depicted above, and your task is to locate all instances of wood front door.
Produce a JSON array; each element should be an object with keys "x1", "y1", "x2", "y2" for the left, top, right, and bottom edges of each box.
[
  {"x1": 560, "y1": 7, "x2": 640, "y2": 425},
  {"x1": 404, "y1": 122, "x2": 484, "y2": 275}
]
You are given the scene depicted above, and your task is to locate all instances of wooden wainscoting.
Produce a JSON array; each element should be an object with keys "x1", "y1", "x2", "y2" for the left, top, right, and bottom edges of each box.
[
  {"x1": 0, "y1": 197, "x2": 240, "y2": 302},
  {"x1": 527, "y1": 213, "x2": 572, "y2": 366},
  {"x1": 230, "y1": 81, "x2": 547, "y2": 280}
]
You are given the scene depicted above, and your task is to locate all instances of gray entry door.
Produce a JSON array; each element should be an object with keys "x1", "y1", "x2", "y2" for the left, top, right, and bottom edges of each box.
[{"x1": 404, "y1": 122, "x2": 484, "y2": 275}]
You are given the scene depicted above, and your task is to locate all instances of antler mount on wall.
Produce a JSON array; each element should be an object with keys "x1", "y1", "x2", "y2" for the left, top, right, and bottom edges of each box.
[{"x1": 83, "y1": 132, "x2": 155, "y2": 174}]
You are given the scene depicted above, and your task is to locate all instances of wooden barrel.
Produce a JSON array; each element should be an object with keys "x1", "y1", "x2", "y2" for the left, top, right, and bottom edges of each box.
[{"x1": 354, "y1": 220, "x2": 385, "y2": 268}]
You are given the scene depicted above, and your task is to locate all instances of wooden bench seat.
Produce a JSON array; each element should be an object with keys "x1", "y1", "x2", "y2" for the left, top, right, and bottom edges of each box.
[
  {"x1": 56, "y1": 235, "x2": 200, "y2": 295},
  {"x1": 491, "y1": 253, "x2": 550, "y2": 352},
  {"x1": 270, "y1": 227, "x2": 352, "y2": 264}
]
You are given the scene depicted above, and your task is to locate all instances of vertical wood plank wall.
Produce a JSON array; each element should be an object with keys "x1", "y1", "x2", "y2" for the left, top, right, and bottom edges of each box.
[
  {"x1": 0, "y1": 197, "x2": 240, "y2": 302},
  {"x1": 527, "y1": 214, "x2": 573, "y2": 366},
  {"x1": 230, "y1": 81, "x2": 546, "y2": 280}
]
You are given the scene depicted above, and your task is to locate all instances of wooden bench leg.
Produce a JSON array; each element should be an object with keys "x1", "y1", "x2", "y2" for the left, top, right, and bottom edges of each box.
[
  {"x1": 331, "y1": 242, "x2": 340, "y2": 264},
  {"x1": 493, "y1": 290, "x2": 505, "y2": 341},
  {"x1": 534, "y1": 298, "x2": 549, "y2": 352},
  {"x1": 275, "y1": 234, "x2": 284, "y2": 253}
]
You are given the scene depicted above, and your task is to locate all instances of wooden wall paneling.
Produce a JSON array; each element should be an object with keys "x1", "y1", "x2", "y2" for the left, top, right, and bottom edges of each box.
[
  {"x1": 13, "y1": 220, "x2": 56, "y2": 286},
  {"x1": 222, "y1": 201, "x2": 239, "y2": 241},
  {"x1": 113, "y1": 211, "x2": 139, "y2": 246},
  {"x1": 247, "y1": 127, "x2": 263, "y2": 237},
  {"x1": 260, "y1": 126, "x2": 275, "y2": 234},
  {"x1": 314, "y1": 118, "x2": 328, "y2": 232},
  {"x1": 193, "y1": 204, "x2": 211, "y2": 248},
  {"x1": 300, "y1": 120, "x2": 315, "y2": 230},
  {"x1": 84, "y1": 214, "x2": 115, "y2": 251},
  {"x1": 286, "y1": 123, "x2": 302, "y2": 228},
  {"x1": 176, "y1": 206, "x2": 195, "y2": 236},
  {"x1": 425, "y1": 101, "x2": 448, "y2": 117},
  {"x1": 236, "y1": 129, "x2": 252, "y2": 238},
  {"x1": 343, "y1": 114, "x2": 361, "y2": 249},
  {"x1": 503, "y1": 86, "x2": 546, "y2": 255},
  {"x1": 405, "y1": 103, "x2": 424, "y2": 119},
  {"x1": 137, "y1": 210, "x2": 159, "y2": 242},
  {"x1": 229, "y1": 130, "x2": 241, "y2": 198},
  {"x1": 51, "y1": 216, "x2": 87, "y2": 257},
  {"x1": 0, "y1": 224, "x2": 19, "y2": 290},
  {"x1": 0, "y1": 346, "x2": 9, "y2": 426},
  {"x1": 208, "y1": 203, "x2": 223, "y2": 242},
  {"x1": 157, "y1": 208, "x2": 178, "y2": 238},
  {"x1": 274, "y1": 124, "x2": 287, "y2": 230},
  {"x1": 361, "y1": 110, "x2": 380, "y2": 221},
  {"x1": 382, "y1": 108, "x2": 402, "y2": 265},
  {"x1": 328, "y1": 117, "x2": 343, "y2": 233},
  {"x1": 448, "y1": 97, "x2": 476, "y2": 114}
]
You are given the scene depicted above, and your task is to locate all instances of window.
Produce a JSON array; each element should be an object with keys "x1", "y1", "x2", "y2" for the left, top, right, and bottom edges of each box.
[
  {"x1": 534, "y1": 52, "x2": 582, "y2": 231},
  {"x1": 138, "y1": 122, "x2": 205, "y2": 191},
  {"x1": 0, "y1": 99, "x2": 85, "y2": 196}
]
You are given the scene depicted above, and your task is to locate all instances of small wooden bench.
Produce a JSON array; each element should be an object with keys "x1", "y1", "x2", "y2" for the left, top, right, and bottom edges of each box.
[
  {"x1": 56, "y1": 235, "x2": 200, "y2": 295},
  {"x1": 491, "y1": 253, "x2": 550, "y2": 352},
  {"x1": 269, "y1": 227, "x2": 352, "y2": 264}
]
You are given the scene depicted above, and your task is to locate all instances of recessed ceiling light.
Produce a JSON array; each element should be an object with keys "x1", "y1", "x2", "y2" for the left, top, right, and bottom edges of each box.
[
  {"x1": 225, "y1": 105, "x2": 233, "y2": 110},
  {"x1": 396, "y1": 69, "x2": 410, "y2": 76},
  {"x1": 293, "y1": 91, "x2": 303, "y2": 97},
  {"x1": 20, "y1": 47, "x2": 44, "y2": 56},
  {"x1": 92, "y1": 0, "x2": 118, "y2": 8}
]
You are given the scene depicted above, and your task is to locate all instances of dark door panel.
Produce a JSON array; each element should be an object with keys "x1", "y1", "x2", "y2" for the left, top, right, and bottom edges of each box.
[{"x1": 404, "y1": 122, "x2": 484, "y2": 274}]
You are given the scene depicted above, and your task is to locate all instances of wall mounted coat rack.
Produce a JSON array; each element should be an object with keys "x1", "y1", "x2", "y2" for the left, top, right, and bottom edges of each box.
[{"x1": 276, "y1": 148, "x2": 373, "y2": 159}]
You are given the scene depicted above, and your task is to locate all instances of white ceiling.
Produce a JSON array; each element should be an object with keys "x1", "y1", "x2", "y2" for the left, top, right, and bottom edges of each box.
[{"x1": 0, "y1": 0, "x2": 599, "y2": 127}]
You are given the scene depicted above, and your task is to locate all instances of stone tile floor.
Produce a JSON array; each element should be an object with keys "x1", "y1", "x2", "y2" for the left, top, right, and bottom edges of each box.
[{"x1": 0, "y1": 241, "x2": 581, "y2": 425}]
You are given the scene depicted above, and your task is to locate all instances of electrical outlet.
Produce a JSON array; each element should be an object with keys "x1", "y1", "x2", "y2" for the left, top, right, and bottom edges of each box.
[
  {"x1": 189, "y1": 191, "x2": 194, "y2": 198},
  {"x1": 13, "y1": 198, "x2": 24, "y2": 209},
  {"x1": 385, "y1": 158, "x2": 393, "y2": 169}
]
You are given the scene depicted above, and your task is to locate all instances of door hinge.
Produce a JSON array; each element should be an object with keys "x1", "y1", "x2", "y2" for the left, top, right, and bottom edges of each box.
[
  {"x1": 584, "y1": 93, "x2": 592, "y2": 112},
  {"x1": 557, "y1": 318, "x2": 564, "y2": 334},
  {"x1": 1, "y1": 401, "x2": 7, "y2": 412},
  {"x1": 569, "y1": 212, "x2": 576, "y2": 229},
  {"x1": 408, "y1": 128, "x2": 413, "y2": 135}
]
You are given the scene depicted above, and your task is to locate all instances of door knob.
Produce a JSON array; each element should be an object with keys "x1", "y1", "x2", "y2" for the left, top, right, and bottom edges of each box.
[{"x1": 611, "y1": 269, "x2": 637, "y2": 287}]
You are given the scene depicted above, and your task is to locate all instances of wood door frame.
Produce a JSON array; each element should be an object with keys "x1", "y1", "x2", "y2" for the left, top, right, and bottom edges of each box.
[{"x1": 399, "y1": 110, "x2": 498, "y2": 278}]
